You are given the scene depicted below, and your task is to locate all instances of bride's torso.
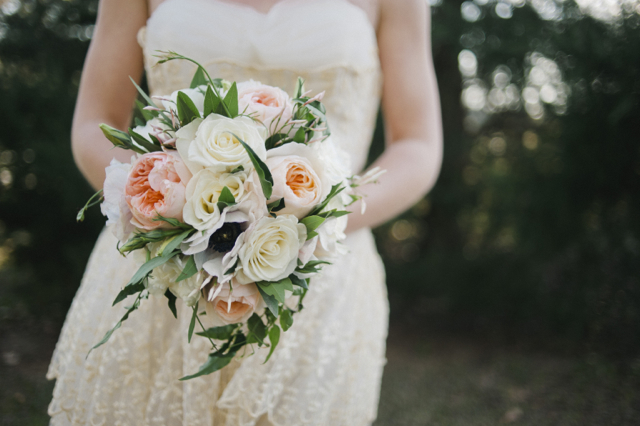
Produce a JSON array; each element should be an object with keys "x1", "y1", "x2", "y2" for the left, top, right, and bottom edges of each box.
[{"x1": 139, "y1": 0, "x2": 382, "y2": 173}]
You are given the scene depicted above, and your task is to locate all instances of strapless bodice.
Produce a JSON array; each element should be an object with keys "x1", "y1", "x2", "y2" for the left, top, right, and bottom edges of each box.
[{"x1": 139, "y1": 0, "x2": 381, "y2": 173}]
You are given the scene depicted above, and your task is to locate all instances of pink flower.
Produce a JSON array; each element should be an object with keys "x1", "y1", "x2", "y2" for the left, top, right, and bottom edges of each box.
[
  {"x1": 125, "y1": 152, "x2": 191, "y2": 230},
  {"x1": 204, "y1": 281, "x2": 262, "y2": 326},
  {"x1": 237, "y1": 80, "x2": 294, "y2": 131}
]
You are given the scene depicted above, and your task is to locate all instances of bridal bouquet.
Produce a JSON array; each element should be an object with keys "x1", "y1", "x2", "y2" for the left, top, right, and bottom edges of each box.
[{"x1": 77, "y1": 52, "x2": 383, "y2": 380}]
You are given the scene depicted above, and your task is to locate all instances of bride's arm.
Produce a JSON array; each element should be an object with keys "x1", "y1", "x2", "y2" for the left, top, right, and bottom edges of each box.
[
  {"x1": 71, "y1": 0, "x2": 148, "y2": 190},
  {"x1": 345, "y1": 0, "x2": 443, "y2": 232}
]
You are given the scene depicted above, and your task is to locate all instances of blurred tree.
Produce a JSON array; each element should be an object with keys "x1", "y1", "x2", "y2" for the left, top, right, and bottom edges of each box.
[
  {"x1": 374, "y1": 0, "x2": 640, "y2": 358},
  {"x1": 0, "y1": 0, "x2": 639, "y2": 359},
  {"x1": 0, "y1": 0, "x2": 102, "y2": 323}
]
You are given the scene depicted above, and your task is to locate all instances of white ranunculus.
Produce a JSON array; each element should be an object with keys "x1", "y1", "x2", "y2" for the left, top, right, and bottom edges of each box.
[
  {"x1": 101, "y1": 158, "x2": 134, "y2": 243},
  {"x1": 234, "y1": 215, "x2": 307, "y2": 284},
  {"x1": 203, "y1": 281, "x2": 262, "y2": 326},
  {"x1": 175, "y1": 114, "x2": 267, "y2": 175}
]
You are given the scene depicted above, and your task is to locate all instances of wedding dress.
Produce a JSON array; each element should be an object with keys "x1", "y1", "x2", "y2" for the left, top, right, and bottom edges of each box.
[{"x1": 47, "y1": 0, "x2": 388, "y2": 424}]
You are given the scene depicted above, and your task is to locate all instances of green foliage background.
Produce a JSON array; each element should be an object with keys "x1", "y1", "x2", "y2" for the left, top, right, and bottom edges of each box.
[{"x1": 0, "y1": 0, "x2": 638, "y2": 359}]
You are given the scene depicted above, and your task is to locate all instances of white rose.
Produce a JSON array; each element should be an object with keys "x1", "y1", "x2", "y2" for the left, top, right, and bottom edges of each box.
[
  {"x1": 237, "y1": 80, "x2": 294, "y2": 131},
  {"x1": 183, "y1": 169, "x2": 249, "y2": 231},
  {"x1": 203, "y1": 281, "x2": 262, "y2": 326},
  {"x1": 101, "y1": 158, "x2": 135, "y2": 243},
  {"x1": 175, "y1": 114, "x2": 267, "y2": 175},
  {"x1": 234, "y1": 215, "x2": 307, "y2": 284}
]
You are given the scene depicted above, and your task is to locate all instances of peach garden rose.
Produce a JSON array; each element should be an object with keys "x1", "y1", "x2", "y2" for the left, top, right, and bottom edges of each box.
[
  {"x1": 237, "y1": 80, "x2": 294, "y2": 131},
  {"x1": 124, "y1": 152, "x2": 191, "y2": 230},
  {"x1": 204, "y1": 281, "x2": 262, "y2": 326}
]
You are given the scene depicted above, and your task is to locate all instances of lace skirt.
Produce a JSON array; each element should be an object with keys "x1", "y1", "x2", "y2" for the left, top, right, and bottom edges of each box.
[{"x1": 46, "y1": 227, "x2": 389, "y2": 426}]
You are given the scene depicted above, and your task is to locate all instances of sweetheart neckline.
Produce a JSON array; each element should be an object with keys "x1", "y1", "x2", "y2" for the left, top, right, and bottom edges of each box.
[{"x1": 148, "y1": 0, "x2": 377, "y2": 33}]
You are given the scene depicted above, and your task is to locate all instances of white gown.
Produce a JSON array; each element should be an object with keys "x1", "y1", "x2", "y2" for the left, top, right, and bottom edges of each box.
[{"x1": 47, "y1": 1, "x2": 388, "y2": 425}]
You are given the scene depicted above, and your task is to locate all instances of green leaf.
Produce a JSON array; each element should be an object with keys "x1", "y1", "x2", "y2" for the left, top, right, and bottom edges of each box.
[
  {"x1": 157, "y1": 229, "x2": 193, "y2": 257},
  {"x1": 295, "y1": 77, "x2": 305, "y2": 99},
  {"x1": 129, "y1": 127, "x2": 163, "y2": 152},
  {"x1": 289, "y1": 274, "x2": 309, "y2": 289},
  {"x1": 180, "y1": 350, "x2": 235, "y2": 381},
  {"x1": 112, "y1": 281, "x2": 145, "y2": 306},
  {"x1": 136, "y1": 99, "x2": 157, "y2": 120},
  {"x1": 223, "y1": 81, "x2": 238, "y2": 118},
  {"x1": 296, "y1": 260, "x2": 331, "y2": 275},
  {"x1": 190, "y1": 67, "x2": 208, "y2": 89},
  {"x1": 267, "y1": 198, "x2": 286, "y2": 217},
  {"x1": 176, "y1": 256, "x2": 198, "y2": 282},
  {"x1": 118, "y1": 228, "x2": 185, "y2": 254},
  {"x1": 164, "y1": 289, "x2": 178, "y2": 319},
  {"x1": 197, "y1": 324, "x2": 237, "y2": 340},
  {"x1": 99, "y1": 124, "x2": 145, "y2": 154},
  {"x1": 129, "y1": 76, "x2": 156, "y2": 107},
  {"x1": 230, "y1": 165, "x2": 244, "y2": 173},
  {"x1": 204, "y1": 85, "x2": 222, "y2": 117},
  {"x1": 256, "y1": 285, "x2": 279, "y2": 317},
  {"x1": 280, "y1": 309, "x2": 293, "y2": 332},
  {"x1": 246, "y1": 313, "x2": 267, "y2": 345},
  {"x1": 176, "y1": 91, "x2": 201, "y2": 125},
  {"x1": 127, "y1": 251, "x2": 178, "y2": 287},
  {"x1": 265, "y1": 133, "x2": 289, "y2": 150},
  {"x1": 292, "y1": 126, "x2": 306, "y2": 143},
  {"x1": 305, "y1": 102, "x2": 328, "y2": 122},
  {"x1": 216, "y1": 186, "x2": 236, "y2": 212},
  {"x1": 264, "y1": 325, "x2": 281, "y2": 363},
  {"x1": 309, "y1": 184, "x2": 346, "y2": 216},
  {"x1": 88, "y1": 293, "x2": 142, "y2": 357},
  {"x1": 77, "y1": 189, "x2": 103, "y2": 222},
  {"x1": 318, "y1": 209, "x2": 350, "y2": 219},
  {"x1": 188, "y1": 305, "x2": 198, "y2": 343},
  {"x1": 237, "y1": 137, "x2": 273, "y2": 199},
  {"x1": 257, "y1": 278, "x2": 293, "y2": 304},
  {"x1": 210, "y1": 78, "x2": 225, "y2": 89},
  {"x1": 152, "y1": 214, "x2": 192, "y2": 229},
  {"x1": 180, "y1": 332, "x2": 247, "y2": 380},
  {"x1": 301, "y1": 215, "x2": 325, "y2": 238}
]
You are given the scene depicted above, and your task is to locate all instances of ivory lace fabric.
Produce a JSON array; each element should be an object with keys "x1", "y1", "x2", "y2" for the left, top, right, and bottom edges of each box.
[{"x1": 47, "y1": 1, "x2": 389, "y2": 424}]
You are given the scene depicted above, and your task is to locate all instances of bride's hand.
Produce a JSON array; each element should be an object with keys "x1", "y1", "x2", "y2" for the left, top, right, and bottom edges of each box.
[
  {"x1": 345, "y1": 0, "x2": 443, "y2": 233},
  {"x1": 71, "y1": 0, "x2": 147, "y2": 190}
]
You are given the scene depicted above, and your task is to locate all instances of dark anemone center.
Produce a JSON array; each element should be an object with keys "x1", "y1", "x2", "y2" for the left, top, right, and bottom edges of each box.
[{"x1": 208, "y1": 222, "x2": 243, "y2": 253}]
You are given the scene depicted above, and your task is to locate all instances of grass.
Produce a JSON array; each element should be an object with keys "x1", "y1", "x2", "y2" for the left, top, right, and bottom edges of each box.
[
  {"x1": 374, "y1": 328, "x2": 640, "y2": 426},
  {"x1": 1, "y1": 320, "x2": 640, "y2": 425}
]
